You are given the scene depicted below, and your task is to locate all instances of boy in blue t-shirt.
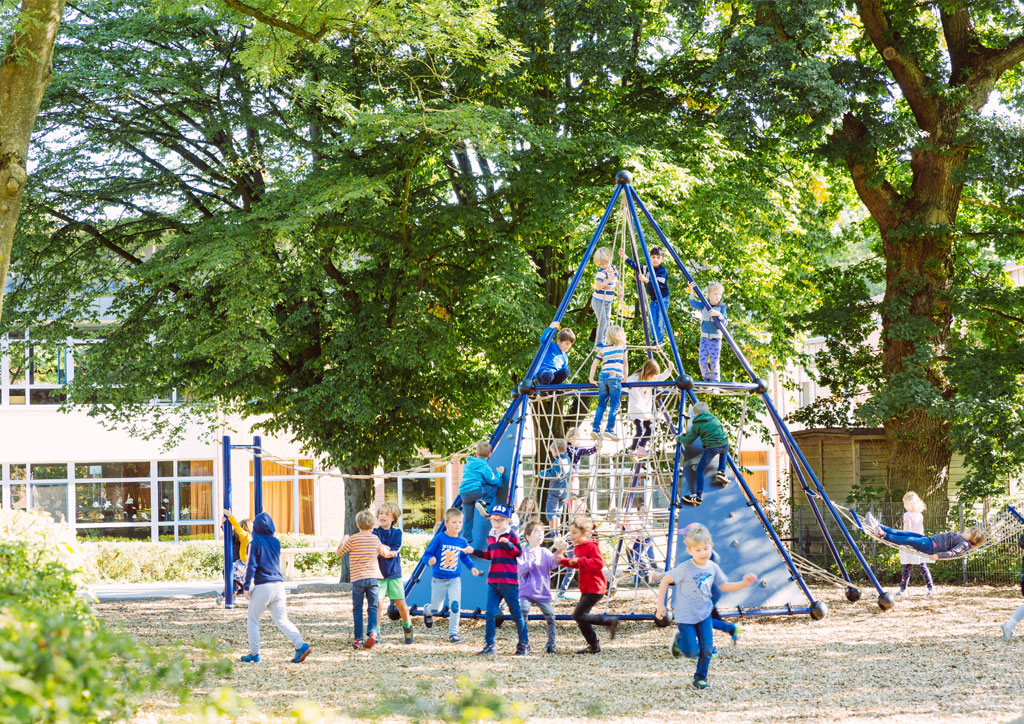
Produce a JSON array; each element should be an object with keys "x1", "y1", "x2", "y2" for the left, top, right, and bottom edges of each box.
[
  {"x1": 373, "y1": 502, "x2": 414, "y2": 644},
  {"x1": 422, "y1": 508, "x2": 483, "y2": 642},
  {"x1": 534, "y1": 322, "x2": 576, "y2": 387},
  {"x1": 655, "y1": 523, "x2": 756, "y2": 690}
]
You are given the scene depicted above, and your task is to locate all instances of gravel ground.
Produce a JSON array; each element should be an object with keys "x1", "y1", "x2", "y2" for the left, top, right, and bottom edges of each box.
[{"x1": 96, "y1": 584, "x2": 1024, "y2": 723}]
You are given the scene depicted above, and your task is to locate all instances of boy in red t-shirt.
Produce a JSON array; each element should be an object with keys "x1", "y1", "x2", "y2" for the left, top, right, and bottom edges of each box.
[{"x1": 556, "y1": 516, "x2": 619, "y2": 653}]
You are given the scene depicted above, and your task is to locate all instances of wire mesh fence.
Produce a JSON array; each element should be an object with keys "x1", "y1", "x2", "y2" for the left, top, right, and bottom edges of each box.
[{"x1": 792, "y1": 501, "x2": 1024, "y2": 586}]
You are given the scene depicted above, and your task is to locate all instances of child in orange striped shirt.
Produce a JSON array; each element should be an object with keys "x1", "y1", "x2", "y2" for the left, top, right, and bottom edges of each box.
[{"x1": 337, "y1": 510, "x2": 398, "y2": 649}]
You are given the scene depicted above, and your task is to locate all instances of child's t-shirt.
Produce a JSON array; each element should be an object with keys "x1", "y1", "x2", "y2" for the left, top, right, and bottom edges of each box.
[
  {"x1": 626, "y1": 369, "x2": 673, "y2": 419},
  {"x1": 518, "y1": 546, "x2": 560, "y2": 602},
  {"x1": 599, "y1": 344, "x2": 626, "y2": 378},
  {"x1": 592, "y1": 266, "x2": 617, "y2": 303},
  {"x1": 423, "y1": 531, "x2": 475, "y2": 579},
  {"x1": 337, "y1": 530, "x2": 388, "y2": 582},
  {"x1": 373, "y1": 526, "x2": 403, "y2": 579},
  {"x1": 666, "y1": 559, "x2": 727, "y2": 624}
]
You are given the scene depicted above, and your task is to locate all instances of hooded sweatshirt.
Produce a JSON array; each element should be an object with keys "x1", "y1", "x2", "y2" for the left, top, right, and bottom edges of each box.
[
  {"x1": 244, "y1": 512, "x2": 283, "y2": 590},
  {"x1": 678, "y1": 411, "x2": 729, "y2": 449},
  {"x1": 459, "y1": 456, "x2": 505, "y2": 495}
]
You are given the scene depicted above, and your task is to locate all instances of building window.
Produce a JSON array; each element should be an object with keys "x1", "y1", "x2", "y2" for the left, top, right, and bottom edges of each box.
[
  {"x1": 249, "y1": 459, "x2": 314, "y2": 535},
  {"x1": 156, "y1": 460, "x2": 214, "y2": 541},
  {"x1": 2, "y1": 334, "x2": 69, "y2": 406},
  {"x1": 7, "y1": 463, "x2": 70, "y2": 522}
]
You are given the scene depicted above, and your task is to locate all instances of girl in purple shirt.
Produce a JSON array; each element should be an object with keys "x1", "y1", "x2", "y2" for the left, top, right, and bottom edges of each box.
[{"x1": 517, "y1": 521, "x2": 567, "y2": 653}]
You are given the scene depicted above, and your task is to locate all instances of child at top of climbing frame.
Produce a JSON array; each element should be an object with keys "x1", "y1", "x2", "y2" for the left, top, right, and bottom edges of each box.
[
  {"x1": 622, "y1": 246, "x2": 671, "y2": 345},
  {"x1": 591, "y1": 247, "x2": 620, "y2": 350},
  {"x1": 625, "y1": 358, "x2": 675, "y2": 462},
  {"x1": 676, "y1": 401, "x2": 730, "y2": 507},
  {"x1": 896, "y1": 492, "x2": 934, "y2": 599},
  {"x1": 687, "y1": 280, "x2": 727, "y2": 383},
  {"x1": 589, "y1": 325, "x2": 628, "y2": 442},
  {"x1": 656, "y1": 523, "x2": 757, "y2": 691},
  {"x1": 537, "y1": 438, "x2": 572, "y2": 533},
  {"x1": 853, "y1": 511, "x2": 986, "y2": 560},
  {"x1": 535, "y1": 322, "x2": 576, "y2": 387}
]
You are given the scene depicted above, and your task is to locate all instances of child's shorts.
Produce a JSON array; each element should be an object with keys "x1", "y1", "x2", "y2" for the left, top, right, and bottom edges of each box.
[
  {"x1": 379, "y1": 577, "x2": 405, "y2": 601},
  {"x1": 545, "y1": 488, "x2": 568, "y2": 519}
]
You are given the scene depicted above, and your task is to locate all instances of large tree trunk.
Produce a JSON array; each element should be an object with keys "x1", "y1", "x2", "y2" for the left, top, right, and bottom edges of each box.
[
  {"x1": 339, "y1": 468, "x2": 374, "y2": 583},
  {"x1": 0, "y1": 0, "x2": 66, "y2": 321}
]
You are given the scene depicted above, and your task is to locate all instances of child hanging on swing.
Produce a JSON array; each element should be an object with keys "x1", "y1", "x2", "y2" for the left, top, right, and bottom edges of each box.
[{"x1": 853, "y1": 510, "x2": 986, "y2": 560}]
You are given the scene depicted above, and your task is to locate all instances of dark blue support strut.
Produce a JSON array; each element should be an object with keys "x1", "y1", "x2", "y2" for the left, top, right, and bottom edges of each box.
[
  {"x1": 222, "y1": 435, "x2": 234, "y2": 609},
  {"x1": 253, "y1": 435, "x2": 263, "y2": 515}
]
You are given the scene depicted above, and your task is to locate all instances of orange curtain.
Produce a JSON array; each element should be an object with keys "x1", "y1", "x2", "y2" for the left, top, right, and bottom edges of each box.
[{"x1": 190, "y1": 481, "x2": 212, "y2": 520}]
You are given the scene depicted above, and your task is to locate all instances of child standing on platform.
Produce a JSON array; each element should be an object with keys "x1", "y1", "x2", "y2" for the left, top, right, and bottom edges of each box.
[
  {"x1": 422, "y1": 508, "x2": 483, "y2": 643},
  {"x1": 464, "y1": 503, "x2": 530, "y2": 656},
  {"x1": 557, "y1": 516, "x2": 618, "y2": 653},
  {"x1": 373, "y1": 502, "x2": 415, "y2": 643},
  {"x1": 676, "y1": 401, "x2": 730, "y2": 507},
  {"x1": 625, "y1": 359, "x2": 674, "y2": 461},
  {"x1": 591, "y1": 247, "x2": 619, "y2": 350},
  {"x1": 687, "y1": 281, "x2": 727, "y2": 382},
  {"x1": 623, "y1": 246, "x2": 671, "y2": 344},
  {"x1": 336, "y1": 510, "x2": 398, "y2": 649},
  {"x1": 518, "y1": 521, "x2": 566, "y2": 653},
  {"x1": 537, "y1": 439, "x2": 572, "y2": 533},
  {"x1": 589, "y1": 325, "x2": 629, "y2": 442},
  {"x1": 896, "y1": 492, "x2": 934, "y2": 599},
  {"x1": 241, "y1": 512, "x2": 311, "y2": 664},
  {"x1": 656, "y1": 523, "x2": 756, "y2": 690}
]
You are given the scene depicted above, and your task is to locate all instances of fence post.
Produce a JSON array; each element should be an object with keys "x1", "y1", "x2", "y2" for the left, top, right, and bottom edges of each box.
[{"x1": 959, "y1": 501, "x2": 966, "y2": 585}]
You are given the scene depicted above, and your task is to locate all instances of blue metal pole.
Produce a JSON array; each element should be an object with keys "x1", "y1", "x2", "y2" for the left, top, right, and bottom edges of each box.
[
  {"x1": 252, "y1": 435, "x2": 263, "y2": 515},
  {"x1": 222, "y1": 435, "x2": 233, "y2": 609}
]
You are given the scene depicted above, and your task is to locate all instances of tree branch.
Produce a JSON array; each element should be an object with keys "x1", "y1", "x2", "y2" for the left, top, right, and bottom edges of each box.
[
  {"x1": 834, "y1": 113, "x2": 902, "y2": 232},
  {"x1": 42, "y1": 206, "x2": 146, "y2": 266},
  {"x1": 221, "y1": 0, "x2": 330, "y2": 43},
  {"x1": 939, "y1": 1, "x2": 977, "y2": 85},
  {"x1": 987, "y1": 34, "x2": 1024, "y2": 76}
]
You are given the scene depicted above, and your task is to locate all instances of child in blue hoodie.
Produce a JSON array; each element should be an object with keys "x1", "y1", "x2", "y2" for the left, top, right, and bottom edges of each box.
[
  {"x1": 242, "y1": 512, "x2": 311, "y2": 663},
  {"x1": 459, "y1": 440, "x2": 507, "y2": 547}
]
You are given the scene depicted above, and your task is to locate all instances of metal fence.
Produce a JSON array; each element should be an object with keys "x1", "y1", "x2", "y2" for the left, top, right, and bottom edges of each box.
[{"x1": 792, "y1": 502, "x2": 1023, "y2": 586}]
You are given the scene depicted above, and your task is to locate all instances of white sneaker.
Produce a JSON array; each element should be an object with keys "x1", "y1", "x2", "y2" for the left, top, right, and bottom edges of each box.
[
  {"x1": 894, "y1": 590, "x2": 904, "y2": 600},
  {"x1": 602, "y1": 431, "x2": 618, "y2": 441},
  {"x1": 924, "y1": 588, "x2": 933, "y2": 599},
  {"x1": 1001, "y1": 622, "x2": 1014, "y2": 641}
]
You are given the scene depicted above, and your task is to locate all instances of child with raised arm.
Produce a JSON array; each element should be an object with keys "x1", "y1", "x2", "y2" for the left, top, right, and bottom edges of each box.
[
  {"x1": 537, "y1": 439, "x2": 572, "y2": 533},
  {"x1": 676, "y1": 401, "x2": 730, "y2": 506},
  {"x1": 687, "y1": 281, "x2": 727, "y2": 382},
  {"x1": 623, "y1": 246, "x2": 671, "y2": 344},
  {"x1": 896, "y1": 492, "x2": 934, "y2": 599},
  {"x1": 422, "y1": 508, "x2": 483, "y2": 643},
  {"x1": 625, "y1": 358, "x2": 675, "y2": 462},
  {"x1": 219, "y1": 507, "x2": 252, "y2": 605},
  {"x1": 336, "y1": 509, "x2": 398, "y2": 650},
  {"x1": 373, "y1": 502, "x2": 414, "y2": 643},
  {"x1": 591, "y1": 247, "x2": 619, "y2": 350},
  {"x1": 241, "y1": 512, "x2": 311, "y2": 664},
  {"x1": 534, "y1": 322, "x2": 576, "y2": 387},
  {"x1": 518, "y1": 521, "x2": 566, "y2": 653},
  {"x1": 459, "y1": 440, "x2": 508, "y2": 546},
  {"x1": 656, "y1": 523, "x2": 757, "y2": 690},
  {"x1": 589, "y1": 325, "x2": 628, "y2": 442},
  {"x1": 557, "y1": 515, "x2": 619, "y2": 653},
  {"x1": 464, "y1": 503, "x2": 530, "y2": 656},
  {"x1": 853, "y1": 511, "x2": 986, "y2": 560}
]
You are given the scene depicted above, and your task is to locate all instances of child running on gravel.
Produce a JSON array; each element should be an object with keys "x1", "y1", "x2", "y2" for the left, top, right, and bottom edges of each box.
[{"x1": 337, "y1": 509, "x2": 398, "y2": 650}]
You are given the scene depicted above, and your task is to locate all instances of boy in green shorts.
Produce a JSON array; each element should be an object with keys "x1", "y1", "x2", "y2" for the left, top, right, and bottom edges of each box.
[{"x1": 374, "y1": 502, "x2": 414, "y2": 643}]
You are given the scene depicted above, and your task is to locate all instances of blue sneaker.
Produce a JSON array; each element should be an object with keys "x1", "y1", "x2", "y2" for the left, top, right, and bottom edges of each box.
[
  {"x1": 731, "y1": 622, "x2": 743, "y2": 645},
  {"x1": 692, "y1": 678, "x2": 709, "y2": 690},
  {"x1": 291, "y1": 643, "x2": 311, "y2": 663},
  {"x1": 240, "y1": 653, "x2": 260, "y2": 663},
  {"x1": 514, "y1": 643, "x2": 531, "y2": 656},
  {"x1": 476, "y1": 645, "x2": 496, "y2": 656},
  {"x1": 670, "y1": 635, "x2": 682, "y2": 658},
  {"x1": 449, "y1": 633, "x2": 462, "y2": 643}
]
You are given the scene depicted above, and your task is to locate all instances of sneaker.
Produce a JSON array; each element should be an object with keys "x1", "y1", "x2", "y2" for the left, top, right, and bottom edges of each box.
[
  {"x1": 606, "y1": 617, "x2": 619, "y2": 640},
  {"x1": 670, "y1": 635, "x2": 682, "y2": 658},
  {"x1": 476, "y1": 645, "x2": 496, "y2": 656},
  {"x1": 514, "y1": 643, "x2": 531, "y2": 656},
  {"x1": 711, "y1": 646, "x2": 719, "y2": 658},
  {"x1": 364, "y1": 632, "x2": 377, "y2": 649},
  {"x1": 591, "y1": 429, "x2": 602, "y2": 440},
  {"x1": 894, "y1": 590, "x2": 904, "y2": 600},
  {"x1": 240, "y1": 653, "x2": 260, "y2": 663},
  {"x1": 924, "y1": 588, "x2": 934, "y2": 599},
  {"x1": 544, "y1": 644, "x2": 558, "y2": 654},
  {"x1": 475, "y1": 500, "x2": 488, "y2": 517},
  {"x1": 864, "y1": 511, "x2": 882, "y2": 535},
  {"x1": 423, "y1": 612, "x2": 434, "y2": 629},
  {"x1": 602, "y1": 431, "x2": 619, "y2": 441},
  {"x1": 403, "y1": 626, "x2": 414, "y2": 644},
  {"x1": 692, "y1": 679, "x2": 709, "y2": 690},
  {"x1": 1001, "y1": 622, "x2": 1014, "y2": 642},
  {"x1": 557, "y1": 592, "x2": 573, "y2": 601},
  {"x1": 713, "y1": 473, "x2": 729, "y2": 487},
  {"x1": 449, "y1": 634, "x2": 462, "y2": 643},
  {"x1": 291, "y1": 643, "x2": 311, "y2": 663},
  {"x1": 352, "y1": 640, "x2": 363, "y2": 650},
  {"x1": 731, "y1": 622, "x2": 743, "y2": 645},
  {"x1": 216, "y1": 593, "x2": 224, "y2": 606},
  {"x1": 680, "y1": 494, "x2": 702, "y2": 507},
  {"x1": 626, "y1": 451, "x2": 640, "y2": 462},
  {"x1": 575, "y1": 644, "x2": 601, "y2": 654}
]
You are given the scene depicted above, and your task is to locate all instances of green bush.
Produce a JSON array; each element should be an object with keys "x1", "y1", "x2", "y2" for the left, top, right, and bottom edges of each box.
[{"x1": 0, "y1": 511, "x2": 223, "y2": 723}]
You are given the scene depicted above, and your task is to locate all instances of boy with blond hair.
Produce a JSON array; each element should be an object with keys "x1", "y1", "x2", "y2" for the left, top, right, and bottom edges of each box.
[
  {"x1": 591, "y1": 246, "x2": 620, "y2": 349},
  {"x1": 337, "y1": 509, "x2": 398, "y2": 649},
  {"x1": 373, "y1": 502, "x2": 414, "y2": 644}
]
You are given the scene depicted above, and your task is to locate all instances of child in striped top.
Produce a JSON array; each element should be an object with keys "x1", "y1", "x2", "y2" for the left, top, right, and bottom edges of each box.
[
  {"x1": 337, "y1": 510, "x2": 398, "y2": 649},
  {"x1": 464, "y1": 503, "x2": 530, "y2": 656},
  {"x1": 591, "y1": 247, "x2": 619, "y2": 350},
  {"x1": 589, "y1": 325, "x2": 629, "y2": 442}
]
